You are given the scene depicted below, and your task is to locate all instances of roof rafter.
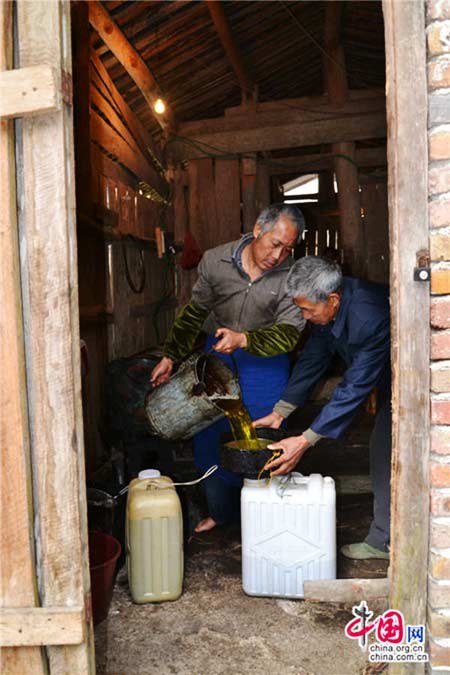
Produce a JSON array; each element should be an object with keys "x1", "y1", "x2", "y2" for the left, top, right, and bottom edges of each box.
[
  {"x1": 206, "y1": 0, "x2": 255, "y2": 102},
  {"x1": 89, "y1": 0, "x2": 176, "y2": 134}
]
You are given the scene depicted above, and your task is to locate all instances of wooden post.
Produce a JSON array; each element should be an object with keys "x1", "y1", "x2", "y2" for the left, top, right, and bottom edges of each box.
[
  {"x1": 214, "y1": 158, "x2": 241, "y2": 244},
  {"x1": 0, "y1": 3, "x2": 46, "y2": 672},
  {"x1": 241, "y1": 155, "x2": 257, "y2": 233},
  {"x1": 323, "y1": 3, "x2": 365, "y2": 277},
  {"x1": 15, "y1": 0, "x2": 94, "y2": 671},
  {"x1": 383, "y1": 3, "x2": 430, "y2": 672}
]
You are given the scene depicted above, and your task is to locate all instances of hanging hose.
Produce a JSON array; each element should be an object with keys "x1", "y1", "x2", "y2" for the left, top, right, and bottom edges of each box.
[{"x1": 121, "y1": 234, "x2": 146, "y2": 294}]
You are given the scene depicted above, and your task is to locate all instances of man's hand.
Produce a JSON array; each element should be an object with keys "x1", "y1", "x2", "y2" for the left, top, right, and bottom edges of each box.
[
  {"x1": 264, "y1": 435, "x2": 311, "y2": 476},
  {"x1": 252, "y1": 411, "x2": 284, "y2": 429},
  {"x1": 150, "y1": 356, "x2": 174, "y2": 387},
  {"x1": 213, "y1": 327, "x2": 247, "y2": 353}
]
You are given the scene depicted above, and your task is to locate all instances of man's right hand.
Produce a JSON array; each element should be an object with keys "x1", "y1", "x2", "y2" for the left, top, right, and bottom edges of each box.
[
  {"x1": 252, "y1": 411, "x2": 284, "y2": 429},
  {"x1": 150, "y1": 357, "x2": 174, "y2": 387}
]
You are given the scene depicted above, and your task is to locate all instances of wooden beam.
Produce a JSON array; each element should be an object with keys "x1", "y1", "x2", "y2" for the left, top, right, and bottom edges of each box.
[
  {"x1": 267, "y1": 147, "x2": 386, "y2": 176},
  {"x1": 304, "y1": 578, "x2": 389, "y2": 604},
  {"x1": 90, "y1": 86, "x2": 164, "y2": 191},
  {"x1": 206, "y1": 0, "x2": 254, "y2": 101},
  {"x1": 0, "y1": 3, "x2": 45, "y2": 672},
  {"x1": 180, "y1": 92, "x2": 386, "y2": 136},
  {"x1": 170, "y1": 111, "x2": 386, "y2": 159},
  {"x1": 90, "y1": 49, "x2": 164, "y2": 168},
  {"x1": 323, "y1": 1, "x2": 365, "y2": 277},
  {"x1": 90, "y1": 107, "x2": 164, "y2": 190},
  {"x1": 383, "y1": 2, "x2": 430, "y2": 670},
  {"x1": 88, "y1": 0, "x2": 175, "y2": 133},
  {"x1": 0, "y1": 608, "x2": 84, "y2": 647},
  {"x1": 0, "y1": 64, "x2": 61, "y2": 118},
  {"x1": 16, "y1": 0, "x2": 94, "y2": 670}
]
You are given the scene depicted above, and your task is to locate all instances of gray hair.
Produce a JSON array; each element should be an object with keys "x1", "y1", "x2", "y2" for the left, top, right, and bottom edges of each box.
[
  {"x1": 257, "y1": 203, "x2": 305, "y2": 243},
  {"x1": 286, "y1": 256, "x2": 343, "y2": 303}
]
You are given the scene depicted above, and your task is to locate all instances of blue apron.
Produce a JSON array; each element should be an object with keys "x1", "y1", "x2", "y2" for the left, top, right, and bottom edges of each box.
[{"x1": 193, "y1": 335, "x2": 290, "y2": 486}]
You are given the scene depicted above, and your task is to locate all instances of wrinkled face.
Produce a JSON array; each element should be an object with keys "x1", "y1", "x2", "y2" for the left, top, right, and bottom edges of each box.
[
  {"x1": 294, "y1": 294, "x2": 341, "y2": 325},
  {"x1": 251, "y1": 216, "x2": 298, "y2": 272}
]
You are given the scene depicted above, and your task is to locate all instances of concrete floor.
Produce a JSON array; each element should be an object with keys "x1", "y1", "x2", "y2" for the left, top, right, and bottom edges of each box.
[{"x1": 93, "y1": 401, "x2": 390, "y2": 675}]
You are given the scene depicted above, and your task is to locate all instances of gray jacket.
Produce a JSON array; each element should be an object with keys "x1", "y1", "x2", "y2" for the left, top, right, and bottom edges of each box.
[{"x1": 191, "y1": 235, "x2": 305, "y2": 334}]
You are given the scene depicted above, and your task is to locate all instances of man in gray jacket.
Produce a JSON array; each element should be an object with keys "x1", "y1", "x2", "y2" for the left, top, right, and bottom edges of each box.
[{"x1": 151, "y1": 203, "x2": 305, "y2": 532}]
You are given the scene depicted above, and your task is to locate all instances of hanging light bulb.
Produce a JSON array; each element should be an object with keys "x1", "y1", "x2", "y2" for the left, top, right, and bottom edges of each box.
[{"x1": 154, "y1": 98, "x2": 166, "y2": 114}]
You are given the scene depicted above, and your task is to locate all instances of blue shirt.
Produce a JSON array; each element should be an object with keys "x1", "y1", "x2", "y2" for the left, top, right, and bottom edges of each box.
[{"x1": 278, "y1": 278, "x2": 391, "y2": 439}]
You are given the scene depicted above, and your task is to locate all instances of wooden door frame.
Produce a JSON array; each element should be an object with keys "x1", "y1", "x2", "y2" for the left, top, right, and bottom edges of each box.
[
  {"x1": 1, "y1": 1, "x2": 94, "y2": 671},
  {"x1": 383, "y1": 2, "x2": 430, "y2": 670}
]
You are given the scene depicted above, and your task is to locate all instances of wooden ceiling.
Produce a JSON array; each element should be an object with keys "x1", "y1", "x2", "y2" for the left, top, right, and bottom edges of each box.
[{"x1": 91, "y1": 1, "x2": 386, "y2": 140}]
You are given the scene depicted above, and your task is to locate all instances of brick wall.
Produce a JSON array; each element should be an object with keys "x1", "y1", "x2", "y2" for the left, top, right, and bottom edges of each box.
[{"x1": 427, "y1": 0, "x2": 450, "y2": 670}]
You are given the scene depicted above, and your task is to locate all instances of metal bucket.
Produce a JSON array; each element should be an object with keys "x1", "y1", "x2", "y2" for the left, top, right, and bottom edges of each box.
[{"x1": 145, "y1": 353, "x2": 240, "y2": 440}]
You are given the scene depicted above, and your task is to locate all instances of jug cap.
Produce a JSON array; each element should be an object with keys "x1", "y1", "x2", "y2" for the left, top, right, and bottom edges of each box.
[{"x1": 138, "y1": 469, "x2": 161, "y2": 479}]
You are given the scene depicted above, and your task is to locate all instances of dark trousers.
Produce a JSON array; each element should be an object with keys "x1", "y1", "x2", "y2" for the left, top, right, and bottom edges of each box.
[{"x1": 365, "y1": 396, "x2": 392, "y2": 551}]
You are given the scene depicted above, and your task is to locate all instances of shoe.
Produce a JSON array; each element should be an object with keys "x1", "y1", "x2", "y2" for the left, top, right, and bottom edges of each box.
[{"x1": 341, "y1": 542, "x2": 389, "y2": 560}]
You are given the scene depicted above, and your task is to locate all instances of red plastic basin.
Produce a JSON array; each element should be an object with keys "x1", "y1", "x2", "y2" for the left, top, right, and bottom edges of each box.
[{"x1": 88, "y1": 530, "x2": 121, "y2": 625}]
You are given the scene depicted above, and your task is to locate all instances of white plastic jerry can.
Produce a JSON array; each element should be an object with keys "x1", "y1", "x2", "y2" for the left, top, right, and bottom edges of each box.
[
  {"x1": 241, "y1": 473, "x2": 336, "y2": 598},
  {"x1": 126, "y1": 469, "x2": 183, "y2": 603}
]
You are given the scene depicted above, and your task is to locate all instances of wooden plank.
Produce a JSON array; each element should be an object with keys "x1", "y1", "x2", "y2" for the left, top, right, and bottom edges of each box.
[
  {"x1": 90, "y1": 50, "x2": 165, "y2": 171},
  {"x1": 187, "y1": 158, "x2": 218, "y2": 251},
  {"x1": 214, "y1": 158, "x2": 241, "y2": 244},
  {"x1": 16, "y1": 0, "x2": 94, "y2": 671},
  {"x1": 88, "y1": 0, "x2": 175, "y2": 131},
  {"x1": 383, "y1": 3, "x2": 430, "y2": 673},
  {"x1": 256, "y1": 160, "x2": 271, "y2": 213},
  {"x1": 268, "y1": 147, "x2": 386, "y2": 176},
  {"x1": 0, "y1": 65, "x2": 60, "y2": 118},
  {"x1": 0, "y1": 608, "x2": 84, "y2": 647},
  {"x1": 0, "y1": 3, "x2": 45, "y2": 672},
  {"x1": 90, "y1": 107, "x2": 161, "y2": 189},
  {"x1": 170, "y1": 112, "x2": 387, "y2": 159},
  {"x1": 242, "y1": 172, "x2": 257, "y2": 234},
  {"x1": 361, "y1": 182, "x2": 389, "y2": 284},
  {"x1": 71, "y1": 1, "x2": 92, "y2": 220},
  {"x1": 304, "y1": 578, "x2": 389, "y2": 603},
  {"x1": 90, "y1": 85, "x2": 162, "y2": 190}
]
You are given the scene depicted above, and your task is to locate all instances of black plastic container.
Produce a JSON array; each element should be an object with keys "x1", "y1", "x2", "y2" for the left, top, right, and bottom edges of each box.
[{"x1": 219, "y1": 427, "x2": 287, "y2": 479}]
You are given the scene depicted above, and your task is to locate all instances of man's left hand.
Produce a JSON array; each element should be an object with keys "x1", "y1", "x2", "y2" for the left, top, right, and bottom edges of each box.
[
  {"x1": 265, "y1": 435, "x2": 311, "y2": 476},
  {"x1": 214, "y1": 327, "x2": 247, "y2": 353}
]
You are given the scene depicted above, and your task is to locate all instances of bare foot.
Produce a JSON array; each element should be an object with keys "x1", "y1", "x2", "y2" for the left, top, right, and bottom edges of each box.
[{"x1": 194, "y1": 516, "x2": 218, "y2": 533}]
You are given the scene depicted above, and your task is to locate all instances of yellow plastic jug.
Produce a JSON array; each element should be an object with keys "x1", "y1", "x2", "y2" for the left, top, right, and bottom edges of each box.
[{"x1": 126, "y1": 469, "x2": 183, "y2": 603}]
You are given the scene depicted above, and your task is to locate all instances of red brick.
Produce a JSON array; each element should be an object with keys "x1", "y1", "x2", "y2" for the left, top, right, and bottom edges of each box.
[
  {"x1": 432, "y1": 269, "x2": 450, "y2": 295},
  {"x1": 430, "y1": 462, "x2": 450, "y2": 487},
  {"x1": 428, "y1": 22, "x2": 450, "y2": 56},
  {"x1": 428, "y1": 576, "x2": 450, "y2": 608},
  {"x1": 432, "y1": 398, "x2": 450, "y2": 423},
  {"x1": 429, "y1": 56, "x2": 450, "y2": 89},
  {"x1": 429, "y1": 197, "x2": 450, "y2": 227},
  {"x1": 431, "y1": 365, "x2": 450, "y2": 392},
  {"x1": 431, "y1": 297, "x2": 450, "y2": 328},
  {"x1": 432, "y1": 332, "x2": 450, "y2": 359},
  {"x1": 431, "y1": 426, "x2": 450, "y2": 453},
  {"x1": 429, "y1": 131, "x2": 450, "y2": 161},
  {"x1": 428, "y1": 608, "x2": 450, "y2": 638},
  {"x1": 429, "y1": 164, "x2": 450, "y2": 194},
  {"x1": 429, "y1": 637, "x2": 450, "y2": 668},
  {"x1": 430, "y1": 551, "x2": 450, "y2": 578},
  {"x1": 431, "y1": 231, "x2": 450, "y2": 261},
  {"x1": 431, "y1": 490, "x2": 450, "y2": 516},
  {"x1": 430, "y1": 519, "x2": 450, "y2": 548},
  {"x1": 428, "y1": 0, "x2": 450, "y2": 21}
]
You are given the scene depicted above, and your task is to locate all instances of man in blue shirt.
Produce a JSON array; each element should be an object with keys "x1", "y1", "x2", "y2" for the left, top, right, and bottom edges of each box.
[{"x1": 254, "y1": 256, "x2": 391, "y2": 560}]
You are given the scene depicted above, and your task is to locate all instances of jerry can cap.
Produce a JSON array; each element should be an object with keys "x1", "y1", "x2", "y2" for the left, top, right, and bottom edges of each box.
[{"x1": 138, "y1": 469, "x2": 161, "y2": 479}]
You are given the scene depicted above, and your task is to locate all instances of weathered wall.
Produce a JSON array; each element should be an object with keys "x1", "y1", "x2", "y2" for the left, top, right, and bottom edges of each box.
[{"x1": 426, "y1": 0, "x2": 450, "y2": 669}]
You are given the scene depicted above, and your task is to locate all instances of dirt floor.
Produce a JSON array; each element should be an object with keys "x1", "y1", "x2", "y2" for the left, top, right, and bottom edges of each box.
[{"x1": 92, "y1": 401, "x2": 390, "y2": 675}]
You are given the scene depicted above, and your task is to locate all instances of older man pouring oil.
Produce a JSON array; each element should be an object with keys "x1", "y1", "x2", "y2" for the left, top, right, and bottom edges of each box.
[
  {"x1": 254, "y1": 256, "x2": 391, "y2": 560},
  {"x1": 151, "y1": 203, "x2": 305, "y2": 533}
]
